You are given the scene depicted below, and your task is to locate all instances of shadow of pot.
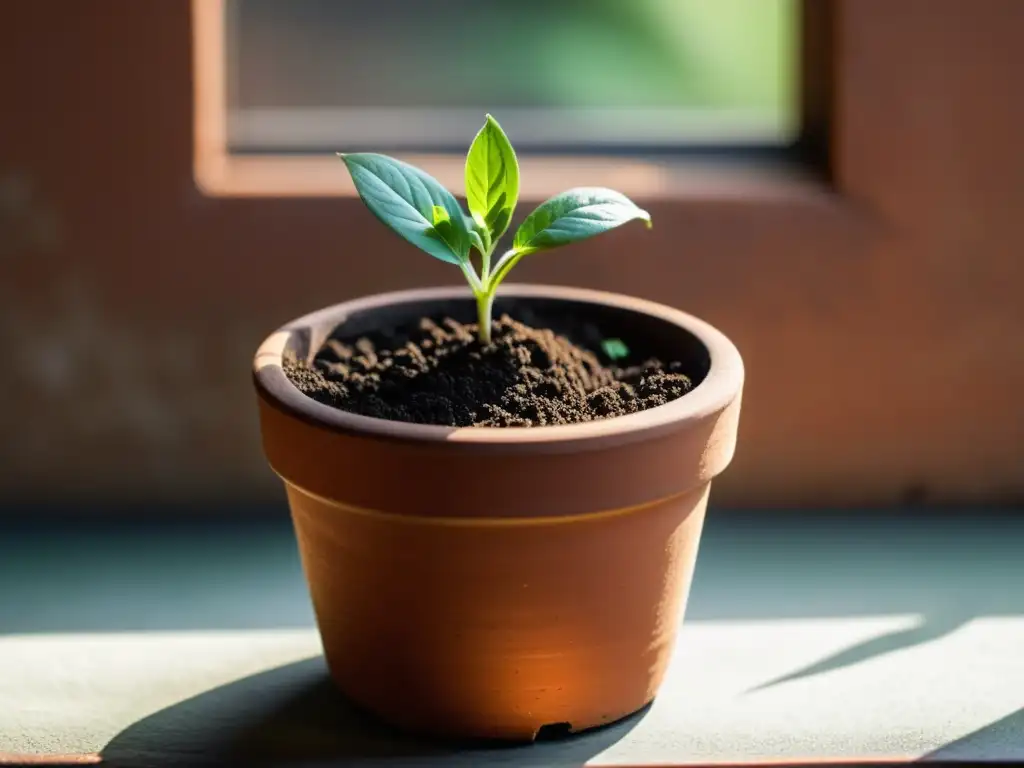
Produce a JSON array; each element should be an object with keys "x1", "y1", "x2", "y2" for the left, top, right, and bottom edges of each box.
[
  {"x1": 251, "y1": 284, "x2": 744, "y2": 741},
  {"x1": 102, "y1": 656, "x2": 651, "y2": 767}
]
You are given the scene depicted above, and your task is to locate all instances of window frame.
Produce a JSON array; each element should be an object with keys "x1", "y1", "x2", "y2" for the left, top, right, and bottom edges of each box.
[
  {"x1": 194, "y1": 0, "x2": 811, "y2": 200},
  {"x1": 0, "y1": 0, "x2": 1021, "y2": 508}
]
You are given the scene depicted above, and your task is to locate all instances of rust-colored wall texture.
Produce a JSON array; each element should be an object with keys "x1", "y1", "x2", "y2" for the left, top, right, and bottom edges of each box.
[{"x1": 1, "y1": 1, "x2": 1022, "y2": 510}]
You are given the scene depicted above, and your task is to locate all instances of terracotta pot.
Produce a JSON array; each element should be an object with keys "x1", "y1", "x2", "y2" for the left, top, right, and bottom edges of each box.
[{"x1": 252, "y1": 284, "x2": 743, "y2": 741}]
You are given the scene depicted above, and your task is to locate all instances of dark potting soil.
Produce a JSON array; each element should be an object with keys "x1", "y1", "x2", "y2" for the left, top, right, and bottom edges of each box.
[{"x1": 283, "y1": 314, "x2": 694, "y2": 428}]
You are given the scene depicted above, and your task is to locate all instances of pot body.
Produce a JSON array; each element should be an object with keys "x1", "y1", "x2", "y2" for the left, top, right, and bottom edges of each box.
[
  {"x1": 285, "y1": 481, "x2": 709, "y2": 740},
  {"x1": 253, "y1": 285, "x2": 743, "y2": 741}
]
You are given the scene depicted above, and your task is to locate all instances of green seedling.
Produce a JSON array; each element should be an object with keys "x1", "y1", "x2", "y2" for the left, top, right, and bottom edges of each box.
[
  {"x1": 338, "y1": 114, "x2": 652, "y2": 344},
  {"x1": 601, "y1": 338, "x2": 631, "y2": 361}
]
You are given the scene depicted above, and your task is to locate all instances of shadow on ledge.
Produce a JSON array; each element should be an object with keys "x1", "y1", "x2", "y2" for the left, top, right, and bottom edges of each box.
[
  {"x1": 101, "y1": 657, "x2": 647, "y2": 768},
  {"x1": 923, "y1": 706, "x2": 1024, "y2": 761},
  {"x1": 747, "y1": 612, "x2": 971, "y2": 693}
]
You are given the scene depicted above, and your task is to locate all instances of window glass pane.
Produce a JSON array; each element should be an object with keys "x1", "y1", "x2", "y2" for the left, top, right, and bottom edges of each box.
[{"x1": 226, "y1": 0, "x2": 797, "y2": 152}]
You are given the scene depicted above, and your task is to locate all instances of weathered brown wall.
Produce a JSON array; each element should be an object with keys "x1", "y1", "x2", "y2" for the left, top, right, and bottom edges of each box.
[{"x1": 1, "y1": 1, "x2": 1021, "y2": 509}]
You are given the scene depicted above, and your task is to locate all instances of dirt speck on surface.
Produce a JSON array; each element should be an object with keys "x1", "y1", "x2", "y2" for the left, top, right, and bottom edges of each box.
[{"x1": 284, "y1": 314, "x2": 693, "y2": 427}]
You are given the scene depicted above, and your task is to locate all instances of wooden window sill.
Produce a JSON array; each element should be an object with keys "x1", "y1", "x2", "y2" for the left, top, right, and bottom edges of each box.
[{"x1": 195, "y1": 151, "x2": 828, "y2": 204}]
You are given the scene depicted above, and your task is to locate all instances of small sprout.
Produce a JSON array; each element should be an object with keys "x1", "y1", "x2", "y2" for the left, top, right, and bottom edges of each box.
[
  {"x1": 338, "y1": 114, "x2": 652, "y2": 345},
  {"x1": 431, "y1": 205, "x2": 450, "y2": 226},
  {"x1": 601, "y1": 338, "x2": 630, "y2": 361}
]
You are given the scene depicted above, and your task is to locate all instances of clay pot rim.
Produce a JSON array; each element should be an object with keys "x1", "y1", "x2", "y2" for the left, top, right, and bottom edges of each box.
[{"x1": 253, "y1": 283, "x2": 743, "y2": 451}]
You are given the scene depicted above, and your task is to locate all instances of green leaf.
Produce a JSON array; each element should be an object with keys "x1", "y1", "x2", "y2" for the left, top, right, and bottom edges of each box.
[
  {"x1": 488, "y1": 207, "x2": 511, "y2": 244},
  {"x1": 339, "y1": 152, "x2": 471, "y2": 265},
  {"x1": 513, "y1": 187, "x2": 651, "y2": 255},
  {"x1": 465, "y1": 114, "x2": 519, "y2": 243}
]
